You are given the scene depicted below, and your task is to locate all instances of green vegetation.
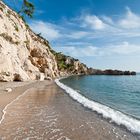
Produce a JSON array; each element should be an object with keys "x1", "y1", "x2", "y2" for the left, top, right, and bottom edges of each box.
[
  {"x1": 51, "y1": 51, "x2": 74, "y2": 71},
  {"x1": 20, "y1": 15, "x2": 26, "y2": 22},
  {"x1": 58, "y1": 60, "x2": 67, "y2": 69},
  {"x1": 0, "y1": 33, "x2": 19, "y2": 45},
  {"x1": 24, "y1": 40, "x2": 29, "y2": 46},
  {"x1": 14, "y1": 24, "x2": 19, "y2": 32},
  {"x1": 19, "y1": 16, "x2": 29, "y2": 29},
  {"x1": 18, "y1": 0, "x2": 34, "y2": 18},
  {"x1": 24, "y1": 40, "x2": 29, "y2": 45},
  {"x1": 5, "y1": 10, "x2": 11, "y2": 18},
  {"x1": 25, "y1": 23, "x2": 29, "y2": 29},
  {"x1": 7, "y1": 10, "x2": 11, "y2": 15},
  {"x1": 0, "y1": 7, "x2": 3, "y2": 12},
  {"x1": 37, "y1": 33, "x2": 42, "y2": 37},
  {"x1": 6, "y1": 13, "x2": 10, "y2": 18}
]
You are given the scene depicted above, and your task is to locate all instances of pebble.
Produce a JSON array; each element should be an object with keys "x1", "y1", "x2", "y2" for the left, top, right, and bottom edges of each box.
[{"x1": 5, "y1": 88, "x2": 12, "y2": 92}]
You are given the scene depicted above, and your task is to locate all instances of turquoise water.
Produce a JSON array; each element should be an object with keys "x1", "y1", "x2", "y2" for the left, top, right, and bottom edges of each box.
[{"x1": 60, "y1": 74, "x2": 140, "y2": 120}]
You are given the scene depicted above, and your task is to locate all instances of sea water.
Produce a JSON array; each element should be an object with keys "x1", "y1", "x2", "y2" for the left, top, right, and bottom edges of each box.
[{"x1": 55, "y1": 74, "x2": 140, "y2": 134}]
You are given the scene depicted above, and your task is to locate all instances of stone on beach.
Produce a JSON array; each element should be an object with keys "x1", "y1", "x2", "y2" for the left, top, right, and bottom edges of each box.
[{"x1": 5, "y1": 88, "x2": 12, "y2": 92}]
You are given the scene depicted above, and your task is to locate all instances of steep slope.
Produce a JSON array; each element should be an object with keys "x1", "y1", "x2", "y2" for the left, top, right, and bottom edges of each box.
[
  {"x1": 51, "y1": 51, "x2": 88, "y2": 76},
  {"x1": 0, "y1": 1, "x2": 88, "y2": 81}
]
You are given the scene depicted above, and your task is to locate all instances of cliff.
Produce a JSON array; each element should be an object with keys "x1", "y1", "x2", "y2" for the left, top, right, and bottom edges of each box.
[
  {"x1": 51, "y1": 51, "x2": 88, "y2": 76},
  {"x1": 0, "y1": 1, "x2": 88, "y2": 81}
]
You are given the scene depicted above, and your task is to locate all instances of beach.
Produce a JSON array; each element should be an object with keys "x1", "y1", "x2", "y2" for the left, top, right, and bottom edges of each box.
[{"x1": 0, "y1": 80, "x2": 139, "y2": 140}]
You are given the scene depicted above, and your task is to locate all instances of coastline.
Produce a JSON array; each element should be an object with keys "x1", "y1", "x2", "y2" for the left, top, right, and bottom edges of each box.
[
  {"x1": 0, "y1": 80, "x2": 53, "y2": 120},
  {"x1": 0, "y1": 80, "x2": 139, "y2": 140},
  {"x1": 55, "y1": 77, "x2": 140, "y2": 135}
]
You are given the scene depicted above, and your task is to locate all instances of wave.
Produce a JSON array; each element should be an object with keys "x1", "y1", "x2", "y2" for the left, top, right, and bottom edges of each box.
[{"x1": 55, "y1": 78, "x2": 140, "y2": 134}]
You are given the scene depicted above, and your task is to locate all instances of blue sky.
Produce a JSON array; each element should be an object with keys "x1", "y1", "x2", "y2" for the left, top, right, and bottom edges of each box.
[{"x1": 4, "y1": 0, "x2": 140, "y2": 71}]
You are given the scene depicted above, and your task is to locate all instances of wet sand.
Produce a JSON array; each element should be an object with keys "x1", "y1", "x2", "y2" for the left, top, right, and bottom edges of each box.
[
  {"x1": 0, "y1": 81, "x2": 51, "y2": 119},
  {"x1": 0, "y1": 81, "x2": 139, "y2": 140}
]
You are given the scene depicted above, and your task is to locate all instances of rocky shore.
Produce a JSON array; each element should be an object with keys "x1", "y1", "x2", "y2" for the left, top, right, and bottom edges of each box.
[{"x1": 87, "y1": 68, "x2": 136, "y2": 75}]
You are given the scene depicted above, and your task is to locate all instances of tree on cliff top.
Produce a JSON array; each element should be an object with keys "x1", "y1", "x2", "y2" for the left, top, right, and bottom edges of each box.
[{"x1": 18, "y1": 0, "x2": 34, "y2": 18}]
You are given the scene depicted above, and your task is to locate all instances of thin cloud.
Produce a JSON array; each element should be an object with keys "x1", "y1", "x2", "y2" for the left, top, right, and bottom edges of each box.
[
  {"x1": 29, "y1": 20, "x2": 61, "y2": 41},
  {"x1": 55, "y1": 42, "x2": 140, "y2": 57},
  {"x1": 82, "y1": 14, "x2": 106, "y2": 30},
  {"x1": 29, "y1": 8, "x2": 140, "y2": 42},
  {"x1": 102, "y1": 16, "x2": 114, "y2": 25},
  {"x1": 67, "y1": 31, "x2": 89, "y2": 39},
  {"x1": 29, "y1": 8, "x2": 140, "y2": 61},
  {"x1": 118, "y1": 8, "x2": 140, "y2": 29}
]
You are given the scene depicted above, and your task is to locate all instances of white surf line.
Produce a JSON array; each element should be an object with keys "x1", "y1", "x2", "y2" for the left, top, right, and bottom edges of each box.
[
  {"x1": 55, "y1": 78, "x2": 140, "y2": 134},
  {"x1": 0, "y1": 88, "x2": 33, "y2": 124}
]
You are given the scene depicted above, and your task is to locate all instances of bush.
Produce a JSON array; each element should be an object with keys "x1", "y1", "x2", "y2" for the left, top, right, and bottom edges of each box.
[
  {"x1": 14, "y1": 24, "x2": 19, "y2": 32},
  {"x1": 0, "y1": 33, "x2": 19, "y2": 45}
]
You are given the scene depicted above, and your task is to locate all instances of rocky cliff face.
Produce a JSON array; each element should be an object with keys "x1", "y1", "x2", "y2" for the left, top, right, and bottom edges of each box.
[
  {"x1": 0, "y1": 1, "x2": 88, "y2": 81},
  {"x1": 51, "y1": 51, "x2": 88, "y2": 76}
]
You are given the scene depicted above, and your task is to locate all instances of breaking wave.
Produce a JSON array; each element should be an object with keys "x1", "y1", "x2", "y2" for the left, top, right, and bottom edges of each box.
[{"x1": 55, "y1": 78, "x2": 140, "y2": 134}]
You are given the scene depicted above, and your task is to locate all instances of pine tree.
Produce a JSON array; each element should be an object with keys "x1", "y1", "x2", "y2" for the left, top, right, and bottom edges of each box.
[{"x1": 19, "y1": 0, "x2": 34, "y2": 18}]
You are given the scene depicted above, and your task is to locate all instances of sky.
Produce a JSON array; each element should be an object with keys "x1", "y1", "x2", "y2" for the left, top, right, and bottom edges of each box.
[{"x1": 4, "y1": 0, "x2": 140, "y2": 71}]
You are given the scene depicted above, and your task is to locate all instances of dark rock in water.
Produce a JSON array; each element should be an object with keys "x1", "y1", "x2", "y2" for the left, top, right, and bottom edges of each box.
[
  {"x1": 104, "y1": 70, "x2": 136, "y2": 75},
  {"x1": 130, "y1": 71, "x2": 136, "y2": 75},
  {"x1": 87, "y1": 68, "x2": 136, "y2": 76}
]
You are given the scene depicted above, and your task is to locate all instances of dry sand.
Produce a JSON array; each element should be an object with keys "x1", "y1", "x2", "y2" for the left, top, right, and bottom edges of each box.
[{"x1": 0, "y1": 81, "x2": 139, "y2": 140}]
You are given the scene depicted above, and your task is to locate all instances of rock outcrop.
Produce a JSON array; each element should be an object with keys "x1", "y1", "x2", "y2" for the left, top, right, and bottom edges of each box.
[
  {"x1": 0, "y1": 1, "x2": 89, "y2": 81},
  {"x1": 51, "y1": 51, "x2": 88, "y2": 76},
  {"x1": 87, "y1": 69, "x2": 136, "y2": 75}
]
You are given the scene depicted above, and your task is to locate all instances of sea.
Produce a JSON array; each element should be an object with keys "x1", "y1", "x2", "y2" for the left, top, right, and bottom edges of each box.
[{"x1": 55, "y1": 74, "x2": 140, "y2": 134}]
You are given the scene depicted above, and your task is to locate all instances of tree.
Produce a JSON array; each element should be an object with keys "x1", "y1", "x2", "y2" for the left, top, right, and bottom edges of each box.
[{"x1": 18, "y1": 0, "x2": 34, "y2": 18}]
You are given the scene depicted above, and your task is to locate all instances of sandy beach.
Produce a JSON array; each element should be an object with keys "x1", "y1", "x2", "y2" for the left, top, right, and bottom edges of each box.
[{"x1": 0, "y1": 80, "x2": 139, "y2": 140}]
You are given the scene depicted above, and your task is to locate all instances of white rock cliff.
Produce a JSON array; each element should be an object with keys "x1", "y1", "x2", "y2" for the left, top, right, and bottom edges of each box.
[{"x1": 0, "y1": 1, "x2": 88, "y2": 81}]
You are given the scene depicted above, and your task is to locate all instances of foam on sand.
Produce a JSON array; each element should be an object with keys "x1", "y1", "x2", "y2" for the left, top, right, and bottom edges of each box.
[
  {"x1": 55, "y1": 79, "x2": 140, "y2": 134},
  {"x1": 0, "y1": 88, "x2": 33, "y2": 124}
]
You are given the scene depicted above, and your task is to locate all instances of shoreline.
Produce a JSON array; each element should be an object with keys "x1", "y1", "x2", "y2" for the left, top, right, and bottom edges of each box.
[
  {"x1": 55, "y1": 78, "x2": 140, "y2": 135},
  {"x1": 0, "y1": 80, "x2": 53, "y2": 120},
  {"x1": 0, "y1": 80, "x2": 139, "y2": 139}
]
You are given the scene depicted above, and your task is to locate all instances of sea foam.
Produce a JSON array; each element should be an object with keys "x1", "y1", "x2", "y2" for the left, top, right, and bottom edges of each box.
[
  {"x1": 0, "y1": 88, "x2": 33, "y2": 124},
  {"x1": 55, "y1": 78, "x2": 140, "y2": 134}
]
